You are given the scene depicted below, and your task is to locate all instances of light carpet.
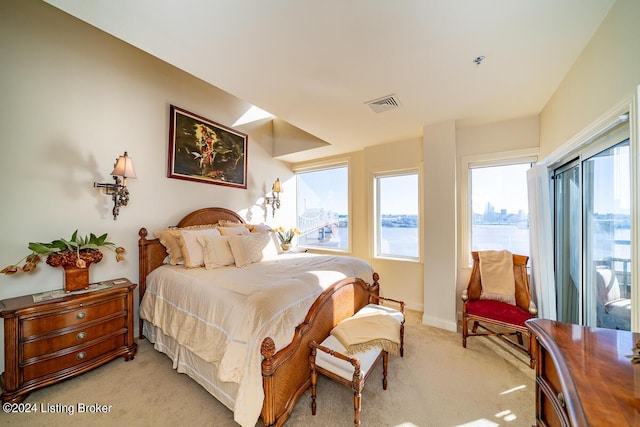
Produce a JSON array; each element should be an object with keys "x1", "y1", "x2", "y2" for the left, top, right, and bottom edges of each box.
[{"x1": 1, "y1": 311, "x2": 535, "y2": 427}]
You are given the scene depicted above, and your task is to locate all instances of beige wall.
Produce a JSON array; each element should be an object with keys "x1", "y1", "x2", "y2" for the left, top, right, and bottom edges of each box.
[
  {"x1": 0, "y1": 0, "x2": 294, "y2": 366},
  {"x1": 540, "y1": 0, "x2": 640, "y2": 157},
  {"x1": 423, "y1": 121, "x2": 458, "y2": 331}
]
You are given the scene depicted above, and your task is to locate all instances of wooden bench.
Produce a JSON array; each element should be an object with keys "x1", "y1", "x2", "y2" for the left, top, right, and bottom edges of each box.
[{"x1": 309, "y1": 296, "x2": 405, "y2": 426}]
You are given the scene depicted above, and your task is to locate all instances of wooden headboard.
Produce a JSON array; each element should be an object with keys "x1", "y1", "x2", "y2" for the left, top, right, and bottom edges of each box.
[{"x1": 137, "y1": 207, "x2": 245, "y2": 337}]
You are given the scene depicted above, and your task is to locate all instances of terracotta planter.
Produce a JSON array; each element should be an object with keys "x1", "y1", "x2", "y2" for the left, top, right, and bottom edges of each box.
[{"x1": 62, "y1": 262, "x2": 92, "y2": 293}]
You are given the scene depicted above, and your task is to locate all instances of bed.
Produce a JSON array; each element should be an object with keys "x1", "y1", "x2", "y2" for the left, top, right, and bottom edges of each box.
[{"x1": 137, "y1": 207, "x2": 380, "y2": 426}]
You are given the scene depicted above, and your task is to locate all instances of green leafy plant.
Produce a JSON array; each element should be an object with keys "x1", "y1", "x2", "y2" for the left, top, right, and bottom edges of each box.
[{"x1": 1, "y1": 230, "x2": 125, "y2": 274}]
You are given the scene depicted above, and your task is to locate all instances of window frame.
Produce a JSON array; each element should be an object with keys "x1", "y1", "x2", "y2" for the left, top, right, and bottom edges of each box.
[
  {"x1": 460, "y1": 148, "x2": 538, "y2": 267},
  {"x1": 293, "y1": 159, "x2": 351, "y2": 253},
  {"x1": 371, "y1": 167, "x2": 422, "y2": 262}
]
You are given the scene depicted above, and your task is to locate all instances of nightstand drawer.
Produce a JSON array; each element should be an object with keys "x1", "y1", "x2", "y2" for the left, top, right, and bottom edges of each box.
[
  {"x1": 21, "y1": 315, "x2": 127, "y2": 360},
  {"x1": 20, "y1": 297, "x2": 126, "y2": 339},
  {"x1": 22, "y1": 334, "x2": 126, "y2": 382}
]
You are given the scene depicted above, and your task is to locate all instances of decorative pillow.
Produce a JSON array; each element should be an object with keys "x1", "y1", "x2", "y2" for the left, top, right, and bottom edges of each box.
[
  {"x1": 177, "y1": 228, "x2": 222, "y2": 268},
  {"x1": 154, "y1": 224, "x2": 218, "y2": 265},
  {"x1": 228, "y1": 233, "x2": 280, "y2": 267},
  {"x1": 247, "y1": 225, "x2": 284, "y2": 253},
  {"x1": 154, "y1": 228, "x2": 184, "y2": 265},
  {"x1": 218, "y1": 225, "x2": 251, "y2": 236},
  {"x1": 197, "y1": 235, "x2": 235, "y2": 269}
]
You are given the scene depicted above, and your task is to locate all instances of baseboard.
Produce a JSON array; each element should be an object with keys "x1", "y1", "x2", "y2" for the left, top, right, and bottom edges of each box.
[{"x1": 422, "y1": 313, "x2": 457, "y2": 332}]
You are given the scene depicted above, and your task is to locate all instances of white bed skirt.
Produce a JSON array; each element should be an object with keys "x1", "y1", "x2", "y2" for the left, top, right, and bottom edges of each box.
[{"x1": 142, "y1": 320, "x2": 240, "y2": 412}]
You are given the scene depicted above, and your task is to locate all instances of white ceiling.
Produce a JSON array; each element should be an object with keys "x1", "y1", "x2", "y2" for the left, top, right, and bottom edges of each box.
[{"x1": 44, "y1": 0, "x2": 615, "y2": 163}]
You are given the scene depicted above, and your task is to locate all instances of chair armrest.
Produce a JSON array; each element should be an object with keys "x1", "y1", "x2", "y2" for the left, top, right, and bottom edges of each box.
[
  {"x1": 528, "y1": 301, "x2": 538, "y2": 316},
  {"x1": 461, "y1": 288, "x2": 469, "y2": 302}
]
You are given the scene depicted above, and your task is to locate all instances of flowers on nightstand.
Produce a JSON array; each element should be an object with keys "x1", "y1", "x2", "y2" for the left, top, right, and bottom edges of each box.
[
  {"x1": 275, "y1": 227, "x2": 301, "y2": 251},
  {"x1": 1, "y1": 230, "x2": 125, "y2": 275}
]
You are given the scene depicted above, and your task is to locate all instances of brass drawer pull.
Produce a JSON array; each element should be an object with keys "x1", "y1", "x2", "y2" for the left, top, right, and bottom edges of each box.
[
  {"x1": 76, "y1": 351, "x2": 87, "y2": 360},
  {"x1": 76, "y1": 312, "x2": 86, "y2": 320},
  {"x1": 76, "y1": 332, "x2": 87, "y2": 340}
]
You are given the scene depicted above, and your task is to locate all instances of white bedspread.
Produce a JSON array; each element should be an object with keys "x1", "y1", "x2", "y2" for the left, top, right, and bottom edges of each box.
[{"x1": 139, "y1": 252, "x2": 373, "y2": 427}]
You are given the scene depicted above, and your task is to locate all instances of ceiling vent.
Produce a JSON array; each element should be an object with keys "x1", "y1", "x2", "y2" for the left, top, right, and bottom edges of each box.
[{"x1": 366, "y1": 94, "x2": 400, "y2": 113}]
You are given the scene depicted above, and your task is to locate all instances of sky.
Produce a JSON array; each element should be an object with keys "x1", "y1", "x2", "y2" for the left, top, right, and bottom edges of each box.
[
  {"x1": 296, "y1": 168, "x2": 419, "y2": 215},
  {"x1": 471, "y1": 163, "x2": 530, "y2": 215}
]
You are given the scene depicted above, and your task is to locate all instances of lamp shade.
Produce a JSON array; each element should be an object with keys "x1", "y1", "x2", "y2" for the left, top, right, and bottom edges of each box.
[
  {"x1": 272, "y1": 178, "x2": 282, "y2": 193},
  {"x1": 111, "y1": 152, "x2": 136, "y2": 178}
]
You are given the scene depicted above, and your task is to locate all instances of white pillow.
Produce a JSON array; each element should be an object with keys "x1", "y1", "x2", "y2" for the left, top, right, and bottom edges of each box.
[
  {"x1": 249, "y1": 223, "x2": 274, "y2": 233},
  {"x1": 197, "y1": 235, "x2": 235, "y2": 269},
  {"x1": 228, "y1": 233, "x2": 280, "y2": 267},
  {"x1": 178, "y1": 228, "x2": 222, "y2": 268}
]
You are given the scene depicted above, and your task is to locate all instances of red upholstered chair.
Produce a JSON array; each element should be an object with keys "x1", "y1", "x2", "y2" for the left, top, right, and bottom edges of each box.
[{"x1": 461, "y1": 251, "x2": 537, "y2": 368}]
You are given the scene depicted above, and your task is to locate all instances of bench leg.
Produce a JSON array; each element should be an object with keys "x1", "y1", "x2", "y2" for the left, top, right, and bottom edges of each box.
[
  {"x1": 353, "y1": 390, "x2": 362, "y2": 426},
  {"x1": 382, "y1": 351, "x2": 388, "y2": 390},
  {"x1": 310, "y1": 367, "x2": 317, "y2": 415}
]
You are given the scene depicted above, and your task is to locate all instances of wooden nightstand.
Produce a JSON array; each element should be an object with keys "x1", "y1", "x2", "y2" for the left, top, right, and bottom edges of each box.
[{"x1": 0, "y1": 278, "x2": 137, "y2": 403}]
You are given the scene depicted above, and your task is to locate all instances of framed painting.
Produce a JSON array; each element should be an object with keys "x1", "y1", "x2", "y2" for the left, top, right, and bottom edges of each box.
[{"x1": 168, "y1": 105, "x2": 248, "y2": 189}]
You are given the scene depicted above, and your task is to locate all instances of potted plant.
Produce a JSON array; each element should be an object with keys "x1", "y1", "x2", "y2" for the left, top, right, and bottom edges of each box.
[
  {"x1": 1, "y1": 230, "x2": 125, "y2": 292},
  {"x1": 275, "y1": 227, "x2": 301, "y2": 251}
]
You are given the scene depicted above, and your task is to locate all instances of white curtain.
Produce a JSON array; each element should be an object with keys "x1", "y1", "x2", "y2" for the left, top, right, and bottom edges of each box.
[{"x1": 527, "y1": 164, "x2": 557, "y2": 319}]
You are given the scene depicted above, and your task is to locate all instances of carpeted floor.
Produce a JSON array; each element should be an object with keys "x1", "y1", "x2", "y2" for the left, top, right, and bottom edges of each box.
[{"x1": 1, "y1": 311, "x2": 535, "y2": 427}]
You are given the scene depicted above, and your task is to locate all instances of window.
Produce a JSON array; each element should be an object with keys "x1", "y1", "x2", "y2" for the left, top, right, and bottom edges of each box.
[
  {"x1": 470, "y1": 162, "x2": 532, "y2": 257},
  {"x1": 374, "y1": 171, "x2": 420, "y2": 260},
  {"x1": 296, "y1": 164, "x2": 349, "y2": 251}
]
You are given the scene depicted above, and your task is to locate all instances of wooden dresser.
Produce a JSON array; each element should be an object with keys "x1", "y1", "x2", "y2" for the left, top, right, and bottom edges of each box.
[
  {"x1": 527, "y1": 318, "x2": 640, "y2": 426},
  {"x1": 0, "y1": 279, "x2": 137, "y2": 403}
]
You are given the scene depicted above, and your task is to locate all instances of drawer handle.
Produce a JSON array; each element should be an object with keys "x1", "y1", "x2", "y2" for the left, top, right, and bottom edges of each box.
[
  {"x1": 557, "y1": 392, "x2": 566, "y2": 408},
  {"x1": 76, "y1": 332, "x2": 87, "y2": 341},
  {"x1": 76, "y1": 352, "x2": 87, "y2": 361},
  {"x1": 76, "y1": 312, "x2": 86, "y2": 320}
]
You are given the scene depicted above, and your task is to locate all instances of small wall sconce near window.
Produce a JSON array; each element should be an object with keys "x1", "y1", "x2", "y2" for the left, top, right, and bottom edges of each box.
[
  {"x1": 94, "y1": 152, "x2": 136, "y2": 220},
  {"x1": 265, "y1": 178, "x2": 282, "y2": 217}
]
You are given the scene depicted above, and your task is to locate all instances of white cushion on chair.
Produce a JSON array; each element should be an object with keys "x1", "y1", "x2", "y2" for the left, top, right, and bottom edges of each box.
[{"x1": 316, "y1": 335, "x2": 382, "y2": 381}]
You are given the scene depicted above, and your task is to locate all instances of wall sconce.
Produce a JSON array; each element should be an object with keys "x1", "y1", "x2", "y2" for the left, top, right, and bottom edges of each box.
[
  {"x1": 265, "y1": 178, "x2": 282, "y2": 217},
  {"x1": 94, "y1": 152, "x2": 136, "y2": 220}
]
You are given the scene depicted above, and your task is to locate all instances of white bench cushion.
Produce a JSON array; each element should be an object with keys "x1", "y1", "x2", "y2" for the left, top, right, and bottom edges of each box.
[
  {"x1": 316, "y1": 335, "x2": 382, "y2": 381},
  {"x1": 356, "y1": 303, "x2": 404, "y2": 323}
]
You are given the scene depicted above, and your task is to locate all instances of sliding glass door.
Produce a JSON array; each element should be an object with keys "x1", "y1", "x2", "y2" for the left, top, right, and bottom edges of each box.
[
  {"x1": 583, "y1": 140, "x2": 631, "y2": 330},
  {"x1": 553, "y1": 117, "x2": 631, "y2": 330},
  {"x1": 554, "y1": 161, "x2": 581, "y2": 324}
]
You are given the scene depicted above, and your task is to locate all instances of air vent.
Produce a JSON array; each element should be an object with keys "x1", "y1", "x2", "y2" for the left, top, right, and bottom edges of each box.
[{"x1": 366, "y1": 94, "x2": 401, "y2": 113}]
